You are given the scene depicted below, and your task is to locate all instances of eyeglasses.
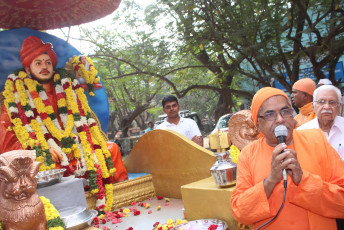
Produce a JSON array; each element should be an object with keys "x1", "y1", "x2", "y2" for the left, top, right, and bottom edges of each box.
[
  {"x1": 314, "y1": 99, "x2": 339, "y2": 107},
  {"x1": 258, "y1": 108, "x2": 293, "y2": 121}
]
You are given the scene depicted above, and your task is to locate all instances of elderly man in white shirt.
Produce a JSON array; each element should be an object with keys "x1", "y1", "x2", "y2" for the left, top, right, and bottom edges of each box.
[
  {"x1": 156, "y1": 95, "x2": 203, "y2": 146},
  {"x1": 297, "y1": 84, "x2": 344, "y2": 160}
]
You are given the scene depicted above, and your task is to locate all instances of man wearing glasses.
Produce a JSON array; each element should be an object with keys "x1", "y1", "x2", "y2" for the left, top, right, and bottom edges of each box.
[
  {"x1": 298, "y1": 84, "x2": 344, "y2": 229},
  {"x1": 297, "y1": 85, "x2": 344, "y2": 161},
  {"x1": 231, "y1": 87, "x2": 344, "y2": 230},
  {"x1": 156, "y1": 95, "x2": 203, "y2": 146}
]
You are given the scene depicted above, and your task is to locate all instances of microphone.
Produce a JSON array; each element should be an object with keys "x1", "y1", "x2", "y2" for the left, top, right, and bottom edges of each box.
[
  {"x1": 274, "y1": 125, "x2": 287, "y2": 144},
  {"x1": 274, "y1": 125, "x2": 288, "y2": 183}
]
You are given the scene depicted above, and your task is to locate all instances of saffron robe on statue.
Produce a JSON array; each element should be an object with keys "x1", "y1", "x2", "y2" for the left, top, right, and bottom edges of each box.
[
  {"x1": 294, "y1": 102, "x2": 316, "y2": 126},
  {"x1": 231, "y1": 129, "x2": 344, "y2": 230},
  {"x1": 0, "y1": 81, "x2": 128, "y2": 183}
]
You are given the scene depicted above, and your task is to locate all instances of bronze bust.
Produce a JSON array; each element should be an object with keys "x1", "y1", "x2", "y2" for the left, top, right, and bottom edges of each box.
[{"x1": 0, "y1": 150, "x2": 46, "y2": 230}]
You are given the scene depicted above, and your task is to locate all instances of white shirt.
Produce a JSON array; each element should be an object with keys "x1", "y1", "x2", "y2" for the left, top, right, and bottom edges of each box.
[
  {"x1": 155, "y1": 117, "x2": 201, "y2": 140},
  {"x1": 297, "y1": 116, "x2": 344, "y2": 160}
]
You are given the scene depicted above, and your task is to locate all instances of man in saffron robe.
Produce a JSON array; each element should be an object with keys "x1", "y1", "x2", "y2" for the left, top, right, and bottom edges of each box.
[
  {"x1": 291, "y1": 78, "x2": 316, "y2": 125},
  {"x1": 231, "y1": 87, "x2": 344, "y2": 230},
  {"x1": 0, "y1": 36, "x2": 128, "y2": 183}
]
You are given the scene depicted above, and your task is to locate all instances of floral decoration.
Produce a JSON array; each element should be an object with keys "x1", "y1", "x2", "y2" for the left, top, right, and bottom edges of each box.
[
  {"x1": 229, "y1": 144, "x2": 240, "y2": 164},
  {"x1": 41, "y1": 196, "x2": 66, "y2": 230},
  {"x1": 208, "y1": 225, "x2": 218, "y2": 230},
  {"x1": 3, "y1": 68, "x2": 114, "y2": 211},
  {"x1": 72, "y1": 56, "x2": 99, "y2": 96},
  {"x1": 153, "y1": 219, "x2": 187, "y2": 230},
  {"x1": 91, "y1": 196, "x2": 188, "y2": 230}
]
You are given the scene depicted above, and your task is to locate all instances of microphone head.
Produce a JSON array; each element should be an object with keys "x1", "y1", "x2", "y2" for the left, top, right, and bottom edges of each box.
[{"x1": 274, "y1": 125, "x2": 288, "y2": 138}]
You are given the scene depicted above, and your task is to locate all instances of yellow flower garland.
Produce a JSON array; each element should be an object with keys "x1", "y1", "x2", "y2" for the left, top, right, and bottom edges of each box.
[
  {"x1": 72, "y1": 56, "x2": 99, "y2": 96},
  {"x1": 3, "y1": 69, "x2": 115, "y2": 211},
  {"x1": 40, "y1": 196, "x2": 66, "y2": 230}
]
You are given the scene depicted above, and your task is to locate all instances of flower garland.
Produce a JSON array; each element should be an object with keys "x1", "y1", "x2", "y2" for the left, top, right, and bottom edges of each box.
[
  {"x1": 40, "y1": 196, "x2": 66, "y2": 230},
  {"x1": 0, "y1": 196, "x2": 66, "y2": 230},
  {"x1": 72, "y1": 56, "x2": 99, "y2": 96},
  {"x1": 3, "y1": 68, "x2": 114, "y2": 211},
  {"x1": 229, "y1": 144, "x2": 240, "y2": 164}
]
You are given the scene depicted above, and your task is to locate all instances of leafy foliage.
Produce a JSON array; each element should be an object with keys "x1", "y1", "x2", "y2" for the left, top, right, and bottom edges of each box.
[{"x1": 79, "y1": 0, "x2": 344, "y2": 134}]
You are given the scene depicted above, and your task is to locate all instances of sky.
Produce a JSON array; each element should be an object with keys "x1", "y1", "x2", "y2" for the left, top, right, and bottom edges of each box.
[{"x1": 48, "y1": 0, "x2": 155, "y2": 55}]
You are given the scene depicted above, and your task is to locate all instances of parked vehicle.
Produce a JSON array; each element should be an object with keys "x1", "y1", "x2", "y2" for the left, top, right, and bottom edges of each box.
[{"x1": 210, "y1": 113, "x2": 233, "y2": 134}]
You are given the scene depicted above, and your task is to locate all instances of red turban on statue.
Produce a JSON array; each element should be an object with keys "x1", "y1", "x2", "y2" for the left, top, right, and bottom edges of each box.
[
  {"x1": 251, "y1": 87, "x2": 290, "y2": 126},
  {"x1": 292, "y1": 78, "x2": 316, "y2": 96},
  {"x1": 19, "y1": 36, "x2": 57, "y2": 69}
]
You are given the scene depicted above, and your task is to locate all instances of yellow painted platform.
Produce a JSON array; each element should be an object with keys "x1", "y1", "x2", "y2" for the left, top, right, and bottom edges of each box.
[
  {"x1": 181, "y1": 176, "x2": 238, "y2": 230},
  {"x1": 124, "y1": 129, "x2": 216, "y2": 198}
]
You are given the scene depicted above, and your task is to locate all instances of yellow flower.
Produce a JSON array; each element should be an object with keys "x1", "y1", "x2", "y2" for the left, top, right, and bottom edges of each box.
[
  {"x1": 167, "y1": 218, "x2": 174, "y2": 226},
  {"x1": 123, "y1": 208, "x2": 130, "y2": 214},
  {"x1": 104, "y1": 184, "x2": 114, "y2": 211},
  {"x1": 230, "y1": 144, "x2": 240, "y2": 164},
  {"x1": 176, "y1": 219, "x2": 183, "y2": 225}
]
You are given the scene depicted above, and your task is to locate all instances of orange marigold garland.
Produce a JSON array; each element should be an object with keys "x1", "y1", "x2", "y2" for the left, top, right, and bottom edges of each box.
[{"x1": 3, "y1": 68, "x2": 114, "y2": 211}]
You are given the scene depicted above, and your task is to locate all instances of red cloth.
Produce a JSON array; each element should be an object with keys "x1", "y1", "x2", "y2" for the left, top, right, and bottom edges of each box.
[
  {"x1": 0, "y1": 82, "x2": 128, "y2": 182},
  {"x1": 231, "y1": 129, "x2": 344, "y2": 229},
  {"x1": 20, "y1": 36, "x2": 57, "y2": 69},
  {"x1": 107, "y1": 142, "x2": 128, "y2": 182}
]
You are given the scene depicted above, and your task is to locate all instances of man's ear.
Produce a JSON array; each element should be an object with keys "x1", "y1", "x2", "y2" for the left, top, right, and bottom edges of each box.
[{"x1": 25, "y1": 66, "x2": 30, "y2": 74}]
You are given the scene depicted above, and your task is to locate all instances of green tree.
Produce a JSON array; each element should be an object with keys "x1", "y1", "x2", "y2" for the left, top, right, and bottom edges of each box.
[
  {"x1": 149, "y1": 0, "x2": 344, "y2": 110},
  {"x1": 82, "y1": 0, "x2": 344, "y2": 127}
]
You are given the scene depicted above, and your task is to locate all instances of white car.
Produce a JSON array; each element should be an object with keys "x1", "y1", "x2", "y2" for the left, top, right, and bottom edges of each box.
[{"x1": 210, "y1": 113, "x2": 233, "y2": 134}]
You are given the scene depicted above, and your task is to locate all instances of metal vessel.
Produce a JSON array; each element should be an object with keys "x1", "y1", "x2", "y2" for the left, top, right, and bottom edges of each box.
[{"x1": 210, "y1": 151, "x2": 237, "y2": 187}]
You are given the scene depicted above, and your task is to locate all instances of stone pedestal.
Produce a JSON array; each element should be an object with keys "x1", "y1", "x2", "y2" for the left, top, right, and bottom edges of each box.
[{"x1": 181, "y1": 176, "x2": 237, "y2": 230}]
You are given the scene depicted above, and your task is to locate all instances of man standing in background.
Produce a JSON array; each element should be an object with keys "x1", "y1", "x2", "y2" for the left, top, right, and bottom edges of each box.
[
  {"x1": 145, "y1": 121, "x2": 154, "y2": 133},
  {"x1": 297, "y1": 84, "x2": 344, "y2": 160},
  {"x1": 291, "y1": 78, "x2": 316, "y2": 125},
  {"x1": 156, "y1": 95, "x2": 203, "y2": 146}
]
